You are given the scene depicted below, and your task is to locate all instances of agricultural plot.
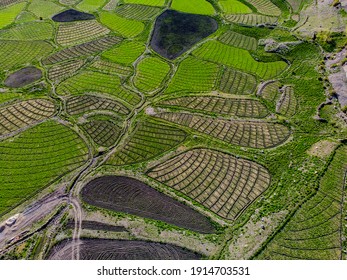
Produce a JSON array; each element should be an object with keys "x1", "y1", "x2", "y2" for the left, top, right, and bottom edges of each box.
[
  {"x1": 134, "y1": 56, "x2": 171, "y2": 93},
  {"x1": 48, "y1": 239, "x2": 202, "y2": 260},
  {"x1": 218, "y1": 30, "x2": 257, "y2": 51},
  {"x1": 99, "y1": 11, "x2": 145, "y2": 38},
  {"x1": 0, "y1": 40, "x2": 53, "y2": 70},
  {"x1": 77, "y1": 0, "x2": 107, "y2": 12},
  {"x1": 47, "y1": 59, "x2": 85, "y2": 83},
  {"x1": 102, "y1": 40, "x2": 145, "y2": 66},
  {"x1": 246, "y1": 0, "x2": 281, "y2": 16},
  {"x1": 107, "y1": 120, "x2": 186, "y2": 165},
  {"x1": 28, "y1": 0, "x2": 64, "y2": 19},
  {"x1": 0, "y1": 99, "x2": 56, "y2": 137},
  {"x1": 56, "y1": 20, "x2": 110, "y2": 47},
  {"x1": 124, "y1": 0, "x2": 166, "y2": 6},
  {"x1": 115, "y1": 4, "x2": 162, "y2": 20},
  {"x1": 0, "y1": 2, "x2": 26, "y2": 29},
  {"x1": 65, "y1": 220, "x2": 127, "y2": 232},
  {"x1": 66, "y1": 95, "x2": 130, "y2": 117},
  {"x1": 80, "y1": 120, "x2": 121, "y2": 147},
  {"x1": 56, "y1": 71, "x2": 141, "y2": 106},
  {"x1": 218, "y1": 0, "x2": 252, "y2": 14},
  {"x1": 158, "y1": 96, "x2": 269, "y2": 118},
  {"x1": 276, "y1": 86, "x2": 297, "y2": 117},
  {"x1": 171, "y1": 0, "x2": 215, "y2": 15},
  {"x1": 166, "y1": 57, "x2": 220, "y2": 93},
  {"x1": 15, "y1": 11, "x2": 37, "y2": 23},
  {"x1": 219, "y1": 67, "x2": 257, "y2": 95},
  {"x1": 88, "y1": 59, "x2": 133, "y2": 77},
  {"x1": 0, "y1": 22, "x2": 54, "y2": 41},
  {"x1": 0, "y1": 121, "x2": 88, "y2": 216},
  {"x1": 147, "y1": 149, "x2": 271, "y2": 220},
  {"x1": 225, "y1": 14, "x2": 278, "y2": 25},
  {"x1": 193, "y1": 41, "x2": 287, "y2": 79},
  {"x1": 286, "y1": 0, "x2": 304, "y2": 13},
  {"x1": 257, "y1": 146, "x2": 347, "y2": 260},
  {"x1": 0, "y1": 0, "x2": 23, "y2": 8},
  {"x1": 0, "y1": 92, "x2": 20, "y2": 105},
  {"x1": 42, "y1": 36, "x2": 122, "y2": 65},
  {"x1": 259, "y1": 81, "x2": 281, "y2": 103},
  {"x1": 154, "y1": 112, "x2": 290, "y2": 148},
  {"x1": 81, "y1": 176, "x2": 215, "y2": 233}
]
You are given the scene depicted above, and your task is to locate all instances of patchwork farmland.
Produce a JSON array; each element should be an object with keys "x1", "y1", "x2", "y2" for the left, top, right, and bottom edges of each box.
[{"x1": 0, "y1": 0, "x2": 346, "y2": 261}]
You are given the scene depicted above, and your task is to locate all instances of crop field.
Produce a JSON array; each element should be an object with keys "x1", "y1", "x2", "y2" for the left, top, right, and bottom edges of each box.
[
  {"x1": 47, "y1": 59, "x2": 85, "y2": 83},
  {"x1": 66, "y1": 95, "x2": 130, "y2": 117},
  {"x1": 76, "y1": 0, "x2": 107, "y2": 12},
  {"x1": 107, "y1": 120, "x2": 186, "y2": 165},
  {"x1": 0, "y1": 99, "x2": 56, "y2": 137},
  {"x1": 147, "y1": 149, "x2": 271, "y2": 220},
  {"x1": 0, "y1": 40, "x2": 53, "y2": 70},
  {"x1": 257, "y1": 146, "x2": 347, "y2": 259},
  {"x1": 0, "y1": 22, "x2": 54, "y2": 41},
  {"x1": 218, "y1": 30, "x2": 257, "y2": 51},
  {"x1": 56, "y1": 71, "x2": 141, "y2": 106},
  {"x1": 158, "y1": 96, "x2": 269, "y2": 118},
  {"x1": 218, "y1": 0, "x2": 252, "y2": 14},
  {"x1": 193, "y1": 41, "x2": 287, "y2": 79},
  {"x1": 115, "y1": 4, "x2": 162, "y2": 20},
  {"x1": 124, "y1": 0, "x2": 166, "y2": 6},
  {"x1": 155, "y1": 112, "x2": 290, "y2": 148},
  {"x1": 0, "y1": 0, "x2": 346, "y2": 262},
  {"x1": 56, "y1": 20, "x2": 110, "y2": 46},
  {"x1": 102, "y1": 40, "x2": 146, "y2": 65},
  {"x1": 88, "y1": 59, "x2": 133, "y2": 77},
  {"x1": 80, "y1": 120, "x2": 121, "y2": 147},
  {"x1": 219, "y1": 67, "x2": 257, "y2": 95},
  {"x1": 99, "y1": 11, "x2": 145, "y2": 38},
  {"x1": 28, "y1": 0, "x2": 64, "y2": 19},
  {"x1": 42, "y1": 36, "x2": 122, "y2": 65},
  {"x1": 48, "y1": 239, "x2": 202, "y2": 260},
  {"x1": 171, "y1": 0, "x2": 215, "y2": 15},
  {"x1": 246, "y1": 0, "x2": 281, "y2": 16},
  {"x1": 0, "y1": 2, "x2": 26, "y2": 29},
  {"x1": 226, "y1": 14, "x2": 278, "y2": 25},
  {"x1": 259, "y1": 81, "x2": 281, "y2": 103},
  {"x1": 81, "y1": 176, "x2": 215, "y2": 233},
  {"x1": 134, "y1": 56, "x2": 171, "y2": 93},
  {"x1": 276, "y1": 86, "x2": 297, "y2": 117},
  {"x1": 0, "y1": 121, "x2": 88, "y2": 216},
  {"x1": 166, "y1": 57, "x2": 220, "y2": 93}
]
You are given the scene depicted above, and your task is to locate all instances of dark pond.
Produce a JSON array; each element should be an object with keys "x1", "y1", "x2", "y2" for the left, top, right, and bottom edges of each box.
[
  {"x1": 150, "y1": 10, "x2": 218, "y2": 60},
  {"x1": 4, "y1": 66, "x2": 42, "y2": 88},
  {"x1": 52, "y1": 9, "x2": 95, "y2": 22}
]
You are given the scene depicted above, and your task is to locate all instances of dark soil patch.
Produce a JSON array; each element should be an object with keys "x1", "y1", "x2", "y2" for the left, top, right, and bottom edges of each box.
[
  {"x1": 4, "y1": 66, "x2": 42, "y2": 88},
  {"x1": 52, "y1": 9, "x2": 95, "y2": 22},
  {"x1": 150, "y1": 10, "x2": 218, "y2": 59},
  {"x1": 81, "y1": 176, "x2": 215, "y2": 234},
  {"x1": 66, "y1": 220, "x2": 127, "y2": 232},
  {"x1": 48, "y1": 238, "x2": 202, "y2": 260}
]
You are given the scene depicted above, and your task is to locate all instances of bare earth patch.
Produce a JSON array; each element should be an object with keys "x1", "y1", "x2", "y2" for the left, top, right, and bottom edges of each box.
[
  {"x1": 228, "y1": 210, "x2": 287, "y2": 259},
  {"x1": 5, "y1": 66, "x2": 42, "y2": 88},
  {"x1": 307, "y1": 140, "x2": 339, "y2": 159}
]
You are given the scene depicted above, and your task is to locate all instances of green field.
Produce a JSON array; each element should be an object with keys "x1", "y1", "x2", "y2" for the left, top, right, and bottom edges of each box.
[
  {"x1": 171, "y1": 0, "x2": 216, "y2": 15},
  {"x1": 102, "y1": 40, "x2": 146, "y2": 65},
  {"x1": 77, "y1": 0, "x2": 107, "y2": 11},
  {"x1": 0, "y1": 121, "x2": 88, "y2": 216},
  {"x1": 0, "y1": 22, "x2": 54, "y2": 41},
  {"x1": 218, "y1": 0, "x2": 252, "y2": 14},
  {"x1": 0, "y1": 2, "x2": 26, "y2": 29}
]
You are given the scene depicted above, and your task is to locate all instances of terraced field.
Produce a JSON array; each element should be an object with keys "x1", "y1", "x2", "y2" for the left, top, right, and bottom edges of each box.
[
  {"x1": 158, "y1": 96, "x2": 269, "y2": 118},
  {"x1": 0, "y1": 99, "x2": 56, "y2": 137},
  {"x1": 134, "y1": 56, "x2": 171, "y2": 93},
  {"x1": 0, "y1": 0, "x2": 345, "y2": 262},
  {"x1": 154, "y1": 112, "x2": 290, "y2": 148},
  {"x1": 0, "y1": 121, "x2": 88, "y2": 216},
  {"x1": 147, "y1": 149, "x2": 271, "y2": 220},
  {"x1": 107, "y1": 120, "x2": 186, "y2": 165}
]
